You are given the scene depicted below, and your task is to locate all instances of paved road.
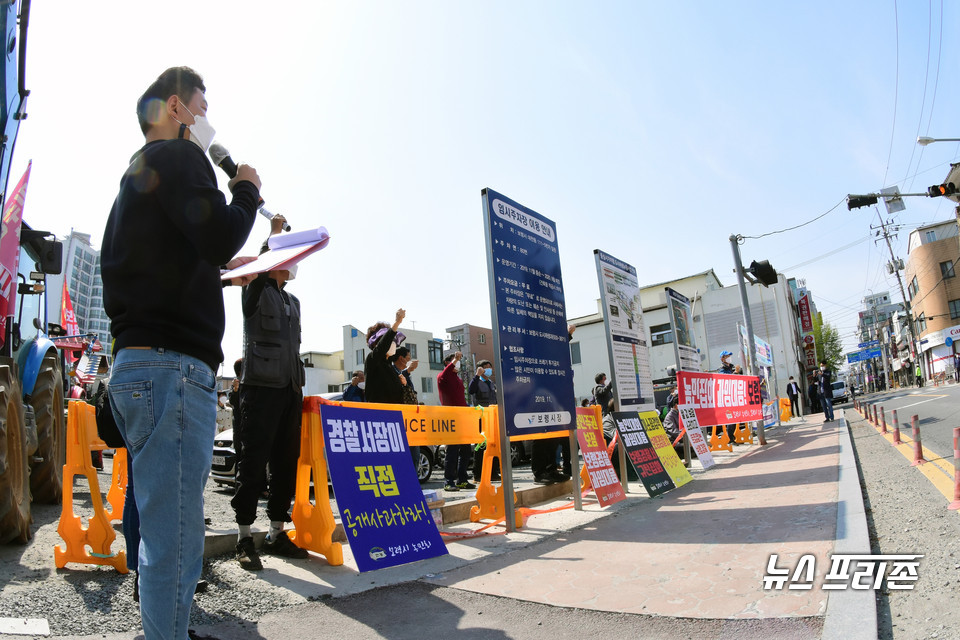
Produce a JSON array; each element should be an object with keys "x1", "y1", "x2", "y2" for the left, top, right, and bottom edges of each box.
[{"x1": 855, "y1": 382, "x2": 960, "y2": 463}]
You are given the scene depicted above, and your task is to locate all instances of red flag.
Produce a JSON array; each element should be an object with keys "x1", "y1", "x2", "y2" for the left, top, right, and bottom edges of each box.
[
  {"x1": 61, "y1": 280, "x2": 80, "y2": 364},
  {"x1": 0, "y1": 162, "x2": 31, "y2": 346}
]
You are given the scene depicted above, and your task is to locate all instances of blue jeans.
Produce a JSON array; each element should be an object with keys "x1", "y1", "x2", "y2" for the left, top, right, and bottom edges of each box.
[
  {"x1": 109, "y1": 348, "x2": 216, "y2": 640},
  {"x1": 821, "y1": 395, "x2": 834, "y2": 421}
]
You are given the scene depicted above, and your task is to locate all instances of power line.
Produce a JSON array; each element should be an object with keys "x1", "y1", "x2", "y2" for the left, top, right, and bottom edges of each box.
[{"x1": 740, "y1": 198, "x2": 845, "y2": 240}]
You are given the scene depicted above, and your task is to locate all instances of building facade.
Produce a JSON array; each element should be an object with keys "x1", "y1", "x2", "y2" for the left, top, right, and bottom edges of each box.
[
  {"x1": 48, "y1": 230, "x2": 111, "y2": 355},
  {"x1": 904, "y1": 219, "x2": 960, "y2": 379}
]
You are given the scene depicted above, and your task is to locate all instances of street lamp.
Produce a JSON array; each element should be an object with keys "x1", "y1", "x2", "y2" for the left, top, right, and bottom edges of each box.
[{"x1": 917, "y1": 136, "x2": 960, "y2": 146}]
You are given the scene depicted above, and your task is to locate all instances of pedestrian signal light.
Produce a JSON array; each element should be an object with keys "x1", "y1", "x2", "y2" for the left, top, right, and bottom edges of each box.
[
  {"x1": 846, "y1": 194, "x2": 878, "y2": 210},
  {"x1": 927, "y1": 182, "x2": 957, "y2": 198}
]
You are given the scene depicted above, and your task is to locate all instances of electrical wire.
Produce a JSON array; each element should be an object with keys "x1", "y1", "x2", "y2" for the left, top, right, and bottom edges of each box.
[
  {"x1": 881, "y1": 0, "x2": 900, "y2": 190},
  {"x1": 901, "y1": 0, "x2": 934, "y2": 191},
  {"x1": 740, "y1": 198, "x2": 845, "y2": 240}
]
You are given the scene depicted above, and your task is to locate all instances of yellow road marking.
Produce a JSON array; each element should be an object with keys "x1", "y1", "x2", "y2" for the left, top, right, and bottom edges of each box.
[{"x1": 874, "y1": 428, "x2": 957, "y2": 504}]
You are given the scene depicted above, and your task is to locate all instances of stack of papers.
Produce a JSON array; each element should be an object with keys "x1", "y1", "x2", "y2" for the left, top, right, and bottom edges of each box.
[{"x1": 221, "y1": 227, "x2": 330, "y2": 280}]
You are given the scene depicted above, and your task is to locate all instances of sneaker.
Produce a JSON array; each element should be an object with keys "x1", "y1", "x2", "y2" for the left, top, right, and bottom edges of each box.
[
  {"x1": 456, "y1": 481, "x2": 476, "y2": 490},
  {"x1": 444, "y1": 483, "x2": 460, "y2": 492},
  {"x1": 262, "y1": 531, "x2": 308, "y2": 559},
  {"x1": 236, "y1": 536, "x2": 262, "y2": 571},
  {"x1": 534, "y1": 474, "x2": 557, "y2": 485},
  {"x1": 551, "y1": 470, "x2": 571, "y2": 482}
]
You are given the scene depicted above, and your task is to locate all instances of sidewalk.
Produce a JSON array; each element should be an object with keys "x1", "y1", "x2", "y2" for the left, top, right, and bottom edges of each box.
[{"x1": 37, "y1": 411, "x2": 870, "y2": 640}]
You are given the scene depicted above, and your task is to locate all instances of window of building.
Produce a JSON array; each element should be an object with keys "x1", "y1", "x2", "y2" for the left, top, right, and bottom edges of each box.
[
  {"x1": 926, "y1": 230, "x2": 937, "y2": 242},
  {"x1": 942, "y1": 261, "x2": 956, "y2": 279},
  {"x1": 917, "y1": 313, "x2": 926, "y2": 332},
  {"x1": 355, "y1": 348, "x2": 365, "y2": 366},
  {"x1": 909, "y1": 276, "x2": 919, "y2": 300},
  {"x1": 407, "y1": 343, "x2": 418, "y2": 360},
  {"x1": 650, "y1": 323, "x2": 673, "y2": 347},
  {"x1": 328, "y1": 384, "x2": 340, "y2": 393},
  {"x1": 478, "y1": 333, "x2": 486, "y2": 344},
  {"x1": 951, "y1": 300, "x2": 960, "y2": 320},
  {"x1": 428, "y1": 340, "x2": 443, "y2": 370},
  {"x1": 570, "y1": 341, "x2": 581, "y2": 365},
  {"x1": 421, "y1": 377, "x2": 433, "y2": 393}
]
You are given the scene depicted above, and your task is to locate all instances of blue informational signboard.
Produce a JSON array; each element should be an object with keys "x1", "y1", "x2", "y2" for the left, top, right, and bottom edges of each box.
[
  {"x1": 482, "y1": 188, "x2": 575, "y2": 436},
  {"x1": 858, "y1": 340, "x2": 879, "y2": 349},
  {"x1": 846, "y1": 346, "x2": 882, "y2": 363},
  {"x1": 320, "y1": 404, "x2": 447, "y2": 572}
]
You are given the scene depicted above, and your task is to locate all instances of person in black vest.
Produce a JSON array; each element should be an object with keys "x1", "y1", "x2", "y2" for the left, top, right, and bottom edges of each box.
[{"x1": 232, "y1": 216, "x2": 309, "y2": 570}]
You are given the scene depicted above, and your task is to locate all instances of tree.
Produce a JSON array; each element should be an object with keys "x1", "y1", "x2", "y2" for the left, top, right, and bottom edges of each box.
[{"x1": 813, "y1": 313, "x2": 843, "y2": 372}]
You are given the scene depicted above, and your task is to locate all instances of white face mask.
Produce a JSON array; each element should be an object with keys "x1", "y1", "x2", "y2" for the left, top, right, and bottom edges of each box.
[
  {"x1": 175, "y1": 102, "x2": 216, "y2": 152},
  {"x1": 286, "y1": 264, "x2": 297, "y2": 281},
  {"x1": 357, "y1": 381, "x2": 366, "y2": 390}
]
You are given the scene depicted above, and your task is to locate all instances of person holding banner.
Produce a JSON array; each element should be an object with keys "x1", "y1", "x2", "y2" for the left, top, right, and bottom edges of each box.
[{"x1": 232, "y1": 219, "x2": 309, "y2": 571}]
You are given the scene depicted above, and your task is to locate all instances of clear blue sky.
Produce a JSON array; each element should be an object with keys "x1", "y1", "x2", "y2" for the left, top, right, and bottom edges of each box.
[{"x1": 11, "y1": 1, "x2": 960, "y2": 371}]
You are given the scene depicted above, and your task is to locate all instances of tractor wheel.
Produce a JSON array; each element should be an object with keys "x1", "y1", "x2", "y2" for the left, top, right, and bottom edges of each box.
[
  {"x1": 0, "y1": 361, "x2": 31, "y2": 543},
  {"x1": 30, "y1": 353, "x2": 65, "y2": 504}
]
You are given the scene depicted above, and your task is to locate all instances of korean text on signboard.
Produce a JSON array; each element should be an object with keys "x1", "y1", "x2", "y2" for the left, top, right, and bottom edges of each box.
[
  {"x1": 666, "y1": 287, "x2": 700, "y2": 373},
  {"x1": 320, "y1": 404, "x2": 446, "y2": 572},
  {"x1": 483, "y1": 188, "x2": 575, "y2": 436},
  {"x1": 575, "y1": 408, "x2": 625, "y2": 507},
  {"x1": 677, "y1": 406, "x2": 715, "y2": 470},
  {"x1": 612, "y1": 411, "x2": 676, "y2": 497},
  {"x1": 677, "y1": 371, "x2": 763, "y2": 427},
  {"x1": 594, "y1": 250, "x2": 654, "y2": 409},
  {"x1": 638, "y1": 411, "x2": 692, "y2": 489}
]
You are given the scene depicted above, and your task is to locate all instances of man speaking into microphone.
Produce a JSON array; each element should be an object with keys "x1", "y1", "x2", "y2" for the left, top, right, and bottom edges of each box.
[{"x1": 101, "y1": 66, "x2": 260, "y2": 640}]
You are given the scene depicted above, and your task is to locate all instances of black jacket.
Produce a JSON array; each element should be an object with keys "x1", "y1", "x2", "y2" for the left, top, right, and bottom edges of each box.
[
  {"x1": 469, "y1": 376, "x2": 497, "y2": 406},
  {"x1": 818, "y1": 369, "x2": 834, "y2": 399},
  {"x1": 101, "y1": 139, "x2": 258, "y2": 370},
  {"x1": 364, "y1": 329, "x2": 404, "y2": 404}
]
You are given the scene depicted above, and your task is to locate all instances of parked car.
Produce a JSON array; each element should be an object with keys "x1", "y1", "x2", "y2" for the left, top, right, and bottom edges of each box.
[{"x1": 831, "y1": 380, "x2": 849, "y2": 403}]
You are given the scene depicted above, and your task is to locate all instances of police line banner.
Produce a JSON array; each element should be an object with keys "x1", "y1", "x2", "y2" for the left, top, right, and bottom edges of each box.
[
  {"x1": 320, "y1": 404, "x2": 446, "y2": 572},
  {"x1": 613, "y1": 411, "x2": 691, "y2": 497},
  {"x1": 575, "y1": 407, "x2": 624, "y2": 507},
  {"x1": 677, "y1": 371, "x2": 763, "y2": 427},
  {"x1": 340, "y1": 401, "x2": 488, "y2": 447}
]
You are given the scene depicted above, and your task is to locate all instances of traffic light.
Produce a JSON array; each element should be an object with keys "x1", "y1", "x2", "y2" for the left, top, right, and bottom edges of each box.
[
  {"x1": 926, "y1": 182, "x2": 957, "y2": 198},
  {"x1": 846, "y1": 194, "x2": 878, "y2": 210},
  {"x1": 747, "y1": 260, "x2": 778, "y2": 287}
]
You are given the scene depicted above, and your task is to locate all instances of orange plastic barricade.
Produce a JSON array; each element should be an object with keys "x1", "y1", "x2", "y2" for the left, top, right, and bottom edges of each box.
[
  {"x1": 104, "y1": 447, "x2": 128, "y2": 522},
  {"x1": 288, "y1": 396, "x2": 344, "y2": 566},
  {"x1": 733, "y1": 423, "x2": 753, "y2": 445},
  {"x1": 469, "y1": 410, "x2": 525, "y2": 528},
  {"x1": 708, "y1": 425, "x2": 733, "y2": 452},
  {"x1": 779, "y1": 398, "x2": 792, "y2": 424},
  {"x1": 55, "y1": 401, "x2": 127, "y2": 573}
]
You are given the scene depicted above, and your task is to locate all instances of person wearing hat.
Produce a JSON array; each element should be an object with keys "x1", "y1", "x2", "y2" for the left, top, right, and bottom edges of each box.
[{"x1": 718, "y1": 350, "x2": 736, "y2": 374}]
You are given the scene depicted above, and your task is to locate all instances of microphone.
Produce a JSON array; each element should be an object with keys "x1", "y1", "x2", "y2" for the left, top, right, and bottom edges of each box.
[{"x1": 208, "y1": 142, "x2": 291, "y2": 231}]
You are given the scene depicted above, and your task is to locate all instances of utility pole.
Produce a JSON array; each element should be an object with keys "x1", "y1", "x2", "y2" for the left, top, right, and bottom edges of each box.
[
  {"x1": 872, "y1": 212, "x2": 920, "y2": 377},
  {"x1": 730, "y1": 234, "x2": 768, "y2": 446}
]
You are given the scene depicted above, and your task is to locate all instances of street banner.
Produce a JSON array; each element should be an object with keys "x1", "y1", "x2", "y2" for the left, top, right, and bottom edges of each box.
[
  {"x1": 482, "y1": 188, "x2": 575, "y2": 436},
  {"x1": 666, "y1": 287, "x2": 700, "y2": 372},
  {"x1": 737, "y1": 324, "x2": 775, "y2": 369},
  {"x1": 803, "y1": 338, "x2": 817, "y2": 369},
  {"x1": 319, "y1": 404, "x2": 446, "y2": 572},
  {"x1": 639, "y1": 411, "x2": 693, "y2": 489},
  {"x1": 0, "y1": 162, "x2": 31, "y2": 345},
  {"x1": 575, "y1": 407, "x2": 625, "y2": 507},
  {"x1": 593, "y1": 250, "x2": 654, "y2": 410},
  {"x1": 612, "y1": 411, "x2": 675, "y2": 497},
  {"x1": 798, "y1": 294, "x2": 813, "y2": 333},
  {"x1": 676, "y1": 407, "x2": 716, "y2": 469},
  {"x1": 677, "y1": 370, "x2": 763, "y2": 427},
  {"x1": 61, "y1": 281, "x2": 80, "y2": 364}
]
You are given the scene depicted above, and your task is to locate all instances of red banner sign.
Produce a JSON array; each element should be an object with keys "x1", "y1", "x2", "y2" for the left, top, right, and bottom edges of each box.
[
  {"x1": 798, "y1": 294, "x2": 813, "y2": 333},
  {"x1": 61, "y1": 281, "x2": 80, "y2": 364},
  {"x1": 575, "y1": 407, "x2": 625, "y2": 507},
  {"x1": 677, "y1": 371, "x2": 763, "y2": 427},
  {"x1": 0, "y1": 163, "x2": 31, "y2": 345}
]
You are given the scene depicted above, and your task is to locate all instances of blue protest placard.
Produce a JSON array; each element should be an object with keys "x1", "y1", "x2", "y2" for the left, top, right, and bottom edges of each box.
[
  {"x1": 482, "y1": 188, "x2": 576, "y2": 436},
  {"x1": 319, "y1": 404, "x2": 447, "y2": 572}
]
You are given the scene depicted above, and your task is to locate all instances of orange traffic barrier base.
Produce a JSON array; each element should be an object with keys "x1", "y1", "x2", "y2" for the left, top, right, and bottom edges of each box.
[
  {"x1": 469, "y1": 440, "x2": 525, "y2": 528},
  {"x1": 709, "y1": 425, "x2": 733, "y2": 452},
  {"x1": 55, "y1": 401, "x2": 127, "y2": 574},
  {"x1": 733, "y1": 423, "x2": 753, "y2": 445},
  {"x1": 289, "y1": 396, "x2": 344, "y2": 566}
]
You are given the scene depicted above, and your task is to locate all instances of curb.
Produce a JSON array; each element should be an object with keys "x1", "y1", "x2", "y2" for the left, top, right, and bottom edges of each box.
[
  {"x1": 202, "y1": 478, "x2": 576, "y2": 559},
  {"x1": 821, "y1": 409, "x2": 878, "y2": 640}
]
